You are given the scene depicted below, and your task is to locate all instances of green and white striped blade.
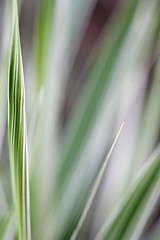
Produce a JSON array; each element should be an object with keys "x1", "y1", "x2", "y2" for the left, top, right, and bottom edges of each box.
[{"x1": 8, "y1": 1, "x2": 31, "y2": 239}]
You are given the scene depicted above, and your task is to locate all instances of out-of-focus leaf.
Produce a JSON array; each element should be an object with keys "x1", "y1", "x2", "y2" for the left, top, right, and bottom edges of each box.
[
  {"x1": 0, "y1": 181, "x2": 8, "y2": 221},
  {"x1": 8, "y1": 1, "x2": 31, "y2": 239},
  {"x1": 129, "y1": 0, "x2": 160, "y2": 175},
  {"x1": 0, "y1": 0, "x2": 12, "y2": 155},
  {"x1": 35, "y1": 0, "x2": 56, "y2": 88},
  {"x1": 96, "y1": 145, "x2": 160, "y2": 240},
  {"x1": 49, "y1": 1, "x2": 158, "y2": 238},
  {"x1": 0, "y1": 208, "x2": 15, "y2": 240},
  {"x1": 69, "y1": 0, "x2": 97, "y2": 65},
  {"x1": 58, "y1": 0, "x2": 140, "y2": 192},
  {"x1": 29, "y1": 0, "x2": 70, "y2": 238},
  {"x1": 133, "y1": 55, "x2": 160, "y2": 170}
]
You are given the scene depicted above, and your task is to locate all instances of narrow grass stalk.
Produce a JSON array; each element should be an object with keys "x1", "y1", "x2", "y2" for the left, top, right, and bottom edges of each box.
[
  {"x1": 8, "y1": 0, "x2": 31, "y2": 239},
  {"x1": 70, "y1": 121, "x2": 125, "y2": 240}
]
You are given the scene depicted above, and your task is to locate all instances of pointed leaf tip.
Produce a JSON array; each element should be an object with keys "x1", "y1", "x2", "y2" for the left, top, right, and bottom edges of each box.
[{"x1": 70, "y1": 121, "x2": 125, "y2": 240}]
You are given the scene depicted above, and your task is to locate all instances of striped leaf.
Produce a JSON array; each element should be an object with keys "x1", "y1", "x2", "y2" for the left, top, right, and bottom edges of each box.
[{"x1": 8, "y1": 1, "x2": 31, "y2": 239}]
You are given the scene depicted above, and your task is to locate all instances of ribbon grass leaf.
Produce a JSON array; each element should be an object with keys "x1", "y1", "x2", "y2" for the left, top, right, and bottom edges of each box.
[
  {"x1": 8, "y1": 1, "x2": 31, "y2": 239},
  {"x1": 70, "y1": 121, "x2": 125, "y2": 240}
]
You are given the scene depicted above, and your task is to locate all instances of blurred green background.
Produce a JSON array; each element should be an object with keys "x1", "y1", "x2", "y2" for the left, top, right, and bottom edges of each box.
[{"x1": 0, "y1": 0, "x2": 160, "y2": 239}]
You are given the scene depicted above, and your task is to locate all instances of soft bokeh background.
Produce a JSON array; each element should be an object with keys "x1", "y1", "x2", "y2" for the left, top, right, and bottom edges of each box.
[{"x1": 0, "y1": 0, "x2": 160, "y2": 239}]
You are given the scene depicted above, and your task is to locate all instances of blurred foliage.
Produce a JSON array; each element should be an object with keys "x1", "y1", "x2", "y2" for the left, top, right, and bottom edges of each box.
[{"x1": 0, "y1": 0, "x2": 160, "y2": 239}]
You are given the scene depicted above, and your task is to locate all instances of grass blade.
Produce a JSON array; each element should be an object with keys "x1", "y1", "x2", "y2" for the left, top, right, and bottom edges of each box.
[
  {"x1": 8, "y1": 1, "x2": 31, "y2": 239},
  {"x1": 70, "y1": 121, "x2": 125, "y2": 240}
]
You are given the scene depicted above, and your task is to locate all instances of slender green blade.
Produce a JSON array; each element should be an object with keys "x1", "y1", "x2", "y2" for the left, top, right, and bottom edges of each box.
[
  {"x1": 70, "y1": 121, "x2": 125, "y2": 240},
  {"x1": 96, "y1": 145, "x2": 160, "y2": 240},
  {"x1": 8, "y1": 1, "x2": 31, "y2": 239}
]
